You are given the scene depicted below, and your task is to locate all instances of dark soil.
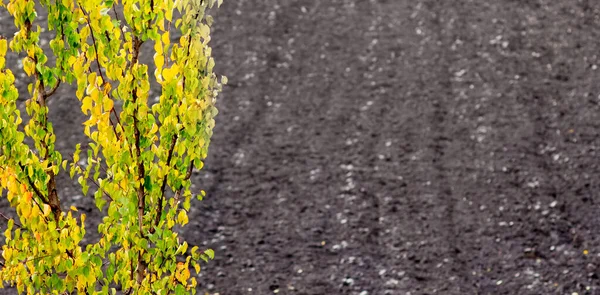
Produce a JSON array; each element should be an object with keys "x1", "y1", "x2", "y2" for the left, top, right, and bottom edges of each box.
[{"x1": 3, "y1": 0, "x2": 600, "y2": 294}]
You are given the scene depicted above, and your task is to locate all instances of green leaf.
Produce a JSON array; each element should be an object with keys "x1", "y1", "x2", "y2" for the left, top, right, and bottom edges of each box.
[
  {"x1": 82, "y1": 265, "x2": 91, "y2": 277},
  {"x1": 137, "y1": 238, "x2": 148, "y2": 250},
  {"x1": 175, "y1": 284, "x2": 187, "y2": 295},
  {"x1": 204, "y1": 249, "x2": 214, "y2": 260}
]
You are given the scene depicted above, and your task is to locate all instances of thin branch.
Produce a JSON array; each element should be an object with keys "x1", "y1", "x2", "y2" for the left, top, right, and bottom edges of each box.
[
  {"x1": 18, "y1": 163, "x2": 48, "y2": 203},
  {"x1": 110, "y1": 107, "x2": 123, "y2": 131},
  {"x1": 24, "y1": 193, "x2": 52, "y2": 226},
  {"x1": 20, "y1": 253, "x2": 54, "y2": 264},
  {"x1": 78, "y1": 2, "x2": 124, "y2": 145},
  {"x1": 79, "y1": 5, "x2": 106, "y2": 83},
  {"x1": 154, "y1": 134, "x2": 177, "y2": 227},
  {"x1": 112, "y1": 4, "x2": 125, "y2": 44},
  {"x1": 124, "y1": 254, "x2": 135, "y2": 295},
  {"x1": 1, "y1": 167, "x2": 49, "y2": 225},
  {"x1": 129, "y1": 35, "x2": 147, "y2": 285},
  {"x1": 68, "y1": 153, "x2": 114, "y2": 202},
  {"x1": 173, "y1": 162, "x2": 193, "y2": 206},
  {"x1": 87, "y1": 175, "x2": 114, "y2": 202},
  {"x1": 0, "y1": 213, "x2": 22, "y2": 228},
  {"x1": 24, "y1": 18, "x2": 62, "y2": 221},
  {"x1": 154, "y1": 32, "x2": 194, "y2": 227},
  {"x1": 130, "y1": 36, "x2": 145, "y2": 235},
  {"x1": 184, "y1": 160, "x2": 193, "y2": 180},
  {"x1": 108, "y1": 116, "x2": 119, "y2": 138},
  {"x1": 43, "y1": 18, "x2": 64, "y2": 101},
  {"x1": 43, "y1": 80, "x2": 60, "y2": 99},
  {"x1": 165, "y1": 20, "x2": 172, "y2": 68},
  {"x1": 78, "y1": 1, "x2": 125, "y2": 146}
]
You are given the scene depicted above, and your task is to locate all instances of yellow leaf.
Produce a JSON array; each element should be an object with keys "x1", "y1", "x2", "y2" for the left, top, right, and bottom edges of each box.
[
  {"x1": 165, "y1": 5, "x2": 173, "y2": 21},
  {"x1": 175, "y1": 262, "x2": 190, "y2": 283},
  {"x1": 0, "y1": 39, "x2": 7, "y2": 55},
  {"x1": 24, "y1": 191, "x2": 32, "y2": 203},
  {"x1": 43, "y1": 204, "x2": 51, "y2": 217},
  {"x1": 21, "y1": 203, "x2": 31, "y2": 219},
  {"x1": 199, "y1": 24, "x2": 210, "y2": 39},
  {"x1": 161, "y1": 31, "x2": 170, "y2": 46},
  {"x1": 154, "y1": 53, "x2": 164, "y2": 74},
  {"x1": 31, "y1": 204, "x2": 40, "y2": 218},
  {"x1": 23, "y1": 58, "x2": 35, "y2": 76},
  {"x1": 70, "y1": 205, "x2": 78, "y2": 212},
  {"x1": 67, "y1": 56, "x2": 77, "y2": 66},
  {"x1": 87, "y1": 72, "x2": 97, "y2": 87},
  {"x1": 163, "y1": 65, "x2": 179, "y2": 82},
  {"x1": 103, "y1": 97, "x2": 114, "y2": 111},
  {"x1": 81, "y1": 96, "x2": 93, "y2": 114},
  {"x1": 154, "y1": 39, "x2": 163, "y2": 56},
  {"x1": 177, "y1": 210, "x2": 188, "y2": 225},
  {"x1": 103, "y1": 82, "x2": 112, "y2": 96},
  {"x1": 149, "y1": 123, "x2": 158, "y2": 134}
]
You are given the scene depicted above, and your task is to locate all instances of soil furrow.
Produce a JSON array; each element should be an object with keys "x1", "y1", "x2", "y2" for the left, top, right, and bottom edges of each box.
[{"x1": 425, "y1": 0, "x2": 464, "y2": 283}]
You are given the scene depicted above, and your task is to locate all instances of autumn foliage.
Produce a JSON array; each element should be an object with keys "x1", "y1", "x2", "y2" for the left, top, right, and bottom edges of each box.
[{"x1": 0, "y1": 0, "x2": 224, "y2": 293}]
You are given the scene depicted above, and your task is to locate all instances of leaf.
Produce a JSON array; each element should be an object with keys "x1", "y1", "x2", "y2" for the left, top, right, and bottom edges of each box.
[
  {"x1": 82, "y1": 265, "x2": 91, "y2": 278},
  {"x1": 162, "y1": 65, "x2": 179, "y2": 82},
  {"x1": 81, "y1": 96, "x2": 93, "y2": 114},
  {"x1": 154, "y1": 53, "x2": 164, "y2": 74},
  {"x1": 177, "y1": 210, "x2": 188, "y2": 225},
  {"x1": 103, "y1": 97, "x2": 114, "y2": 111},
  {"x1": 137, "y1": 238, "x2": 148, "y2": 250},
  {"x1": 43, "y1": 204, "x2": 51, "y2": 217},
  {"x1": 23, "y1": 58, "x2": 35, "y2": 76},
  {"x1": 174, "y1": 284, "x2": 186, "y2": 295},
  {"x1": 0, "y1": 39, "x2": 7, "y2": 55},
  {"x1": 21, "y1": 203, "x2": 31, "y2": 219},
  {"x1": 204, "y1": 249, "x2": 214, "y2": 260},
  {"x1": 161, "y1": 31, "x2": 170, "y2": 46}
]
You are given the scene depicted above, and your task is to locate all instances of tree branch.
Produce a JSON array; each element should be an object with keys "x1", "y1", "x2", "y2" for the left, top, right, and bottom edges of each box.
[
  {"x1": 129, "y1": 35, "x2": 147, "y2": 285},
  {"x1": 153, "y1": 133, "x2": 177, "y2": 228},
  {"x1": 153, "y1": 32, "x2": 194, "y2": 228},
  {"x1": 68, "y1": 153, "x2": 114, "y2": 202},
  {"x1": 0, "y1": 212, "x2": 22, "y2": 228},
  {"x1": 18, "y1": 163, "x2": 48, "y2": 203},
  {"x1": 111, "y1": 5, "x2": 125, "y2": 44},
  {"x1": 24, "y1": 19, "x2": 62, "y2": 221},
  {"x1": 43, "y1": 80, "x2": 60, "y2": 99},
  {"x1": 79, "y1": 5, "x2": 106, "y2": 83}
]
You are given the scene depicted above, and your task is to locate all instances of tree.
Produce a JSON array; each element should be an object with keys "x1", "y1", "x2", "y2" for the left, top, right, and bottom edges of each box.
[{"x1": 0, "y1": 0, "x2": 225, "y2": 293}]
